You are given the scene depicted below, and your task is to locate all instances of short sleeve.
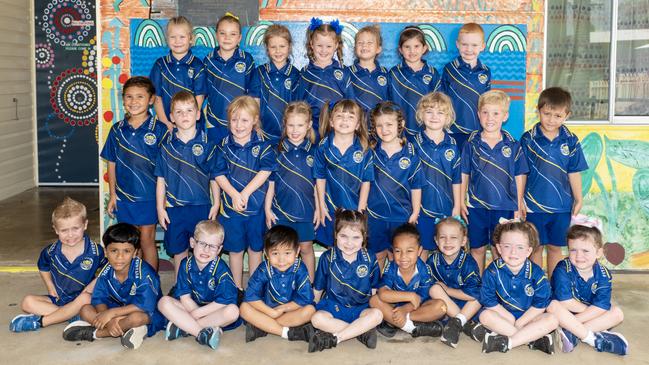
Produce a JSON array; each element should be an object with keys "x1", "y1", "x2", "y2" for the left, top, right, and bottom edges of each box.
[
  {"x1": 213, "y1": 145, "x2": 228, "y2": 177},
  {"x1": 408, "y1": 153, "x2": 424, "y2": 189},
  {"x1": 154, "y1": 148, "x2": 167, "y2": 178},
  {"x1": 37, "y1": 246, "x2": 52, "y2": 272},
  {"x1": 479, "y1": 266, "x2": 499, "y2": 308},
  {"x1": 259, "y1": 144, "x2": 277, "y2": 172},
  {"x1": 567, "y1": 138, "x2": 589, "y2": 173},
  {"x1": 90, "y1": 274, "x2": 110, "y2": 306},
  {"x1": 531, "y1": 274, "x2": 551, "y2": 309},
  {"x1": 193, "y1": 62, "x2": 207, "y2": 96},
  {"x1": 248, "y1": 66, "x2": 262, "y2": 98},
  {"x1": 461, "y1": 141, "x2": 473, "y2": 175},
  {"x1": 132, "y1": 270, "x2": 161, "y2": 317},
  {"x1": 369, "y1": 256, "x2": 381, "y2": 289},
  {"x1": 342, "y1": 69, "x2": 355, "y2": 100},
  {"x1": 379, "y1": 264, "x2": 396, "y2": 289},
  {"x1": 313, "y1": 145, "x2": 327, "y2": 179},
  {"x1": 451, "y1": 145, "x2": 462, "y2": 184},
  {"x1": 361, "y1": 151, "x2": 374, "y2": 182},
  {"x1": 591, "y1": 269, "x2": 613, "y2": 310},
  {"x1": 244, "y1": 55, "x2": 255, "y2": 92},
  {"x1": 416, "y1": 267, "x2": 434, "y2": 300},
  {"x1": 100, "y1": 126, "x2": 118, "y2": 162},
  {"x1": 313, "y1": 250, "x2": 331, "y2": 292},
  {"x1": 484, "y1": 67, "x2": 492, "y2": 91},
  {"x1": 293, "y1": 264, "x2": 315, "y2": 306},
  {"x1": 149, "y1": 59, "x2": 163, "y2": 95},
  {"x1": 174, "y1": 259, "x2": 191, "y2": 298},
  {"x1": 514, "y1": 143, "x2": 529, "y2": 176},
  {"x1": 243, "y1": 264, "x2": 268, "y2": 303},
  {"x1": 430, "y1": 68, "x2": 442, "y2": 92},
  {"x1": 213, "y1": 263, "x2": 238, "y2": 305},
  {"x1": 551, "y1": 262, "x2": 573, "y2": 301},
  {"x1": 460, "y1": 260, "x2": 482, "y2": 300}
]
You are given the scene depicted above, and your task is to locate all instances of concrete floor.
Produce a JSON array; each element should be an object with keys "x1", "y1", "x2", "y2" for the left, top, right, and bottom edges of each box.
[{"x1": 1, "y1": 188, "x2": 648, "y2": 364}]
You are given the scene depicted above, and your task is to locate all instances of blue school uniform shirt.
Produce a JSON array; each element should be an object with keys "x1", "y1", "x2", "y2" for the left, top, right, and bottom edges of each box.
[
  {"x1": 37, "y1": 235, "x2": 106, "y2": 305},
  {"x1": 244, "y1": 257, "x2": 314, "y2": 307},
  {"x1": 551, "y1": 258, "x2": 612, "y2": 310},
  {"x1": 154, "y1": 129, "x2": 217, "y2": 207},
  {"x1": 441, "y1": 57, "x2": 491, "y2": 135},
  {"x1": 348, "y1": 61, "x2": 390, "y2": 112},
  {"x1": 461, "y1": 130, "x2": 529, "y2": 211},
  {"x1": 313, "y1": 133, "x2": 374, "y2": 212},
  {"x1": 388, "y1": 61, "x2": 441, "y2": 137},
  {"x1": 249, "y1": 62, "x2": 300, "y2": 143},
  {"x1": 480, "y1": 258, "x2": 551, "y2": 318},
  {"x1": 271, "y1": 140, "x2": 316, "y2": 223},
  {"x1": 368, "y1": 141, "x2": 423, "y2": 221},
  {"x1": 314, "y1": 247, "x2": 380, "y2": 308},
  {"x1": 149, "y1": 51, "x2": 207, "y2": 121},
  {"x1": 214, "y1": 132, "x2": 277, "y2": 217},
  {"x1": 175, "y1": 255, "x2": 238, "y2": 305},
  {"x1": 427, "y1": 250, "x2": 481, "y2": 300},
  {"x1": 203, "y1": 47, "x2": 255, "y2": 142},
  {"x1": 100, "y1": 115, "x2": 168, "y2": 202},
  {"x1": 521, "y1": 123, "x2": 589, "y2": 213},
  {"x1": 380, "y1": 258, "x2": 434, "y2": 302},
  {"x1": 413, "y1": 131, "x2": 461, "y2": 218}
]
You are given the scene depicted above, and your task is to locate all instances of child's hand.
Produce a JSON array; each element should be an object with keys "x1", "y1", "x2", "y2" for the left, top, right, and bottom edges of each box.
[
  {"x1": 320, "y1": 206, "x2": 331, "y2": 227},
  {"x1": 106, "y1": 318, "x2": 124, "y2": 337},
  {"x1": 274, "y1": 303, "x2": 290, "y2": 314},
  {"x1": 240, "y1": 191, "x2": 250, "y2": 211},
  {"x1": 269, "y1": 308, "x2": 283, "y2": 319},
  {"x1": 158, "y1": 209, "x2": 170, "y2": 230},
  {"x1": 92, "y1": 310, "x2": 116, "y2": 329},
  {"x1": 391, "y1": 306, "x2": 408, "y2": 327},
  {"x1": 208, "y1": 204, "x2": 219, "y2": 220},
  {"x1": 313, "y1": 209, "x2": 321, "y2": 230},
  {"x1": 572, "y1": 198, "x2": 583, "y2": 216},
  {"x1": 460, "y1": 202, "x2": 469, "y2": 224},
  {"x1": 409, "y1": 292, "x2": 421, "y2": 309},
  {"x1": 265, "y1": 209, "x2": 277, "y2": 229},
  {"x1": 230, "y1": 191, "x2": 245, "y2": 212},
  {"x1": 106, "y1": 196, "x2": 117, "y2": 218},
  {"x1": 451, "y1": 205, "x2": 461, "y2": 218},
  {"x1": 408, "y1": 212, "x2": 418, "y2": 224}
]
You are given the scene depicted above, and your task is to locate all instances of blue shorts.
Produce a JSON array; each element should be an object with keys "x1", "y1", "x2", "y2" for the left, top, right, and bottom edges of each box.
[
  {"x1": 164, "y1": 205, "x2": 210, "y2": 256},
  {"x1": 467, "y1": 208, "x2": 513, "y2": 248},
  {"x1": 417, "y1": 215, "x2": 440, "y2": 251},
  {"x1": 116, "y1": 200, "x2": 157, "y2": 226},
  {"x1": 276, "y1": 219, "x2": 315, "y2": 242},
  {"x1": 315, "y1": 298, "x2": 369, "y2": 323},
  {"x1": 220, "y1": 213, "x2": 265, "y2": 253},
  {"x1": 47, "y1": 294, "x2": 71, "y2": 307},
  {"x1": 315, "y1": 219, "x2": 334, "y2": 247},
  {"x1": 368, "y1": 218, "x2": 403, "y2": 253},
  {"x1": 526, "y1": 212, "x2": 571, "y2": 246}
]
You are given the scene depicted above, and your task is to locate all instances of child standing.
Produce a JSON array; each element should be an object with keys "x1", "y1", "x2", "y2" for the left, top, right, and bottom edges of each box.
[{"x1": 349, "y1": 25, "x2": 389, "y2": 116}]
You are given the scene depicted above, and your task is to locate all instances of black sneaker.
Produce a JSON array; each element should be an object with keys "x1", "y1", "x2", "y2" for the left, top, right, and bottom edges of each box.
[
  {"x1": 376, "y1": 321, "x2": 398, "y2": 338},
  {"x1": 356, "y1": 328, "x2": 377, "y2": 349},
  {"x1": 441, "y1": 317, "x2": 462, "y2": 348},
  {"x1": 308, "y1": 330, "x2": 337, "y2": 352},
  {"x1": 245, "y1": 322, "x2": 267, "y2": 343},
  {"x1": 411, "y1": 320, "x2": 443, "y2": 338},
  {"x1": 528, "y1": 334, "x2": 554, "y2": 355},
  {"x1": 463, "y1": 320, "x2": 487, "y2": 342},
  {"x1": 237, "y1": 288, "x2": 245, "y2": 306},
  {"x1": 482, "y1": 332, "x2": 509, "y2": 353},
  {"x1": 62, "y1": 320, "x2": 95, "y2": 342},
  {"x1": 287, "y1": 322, "x2": 314, "y2": 342},
  {"x1": 196, "y1": 327, "x2": 221, "y2": 349}
]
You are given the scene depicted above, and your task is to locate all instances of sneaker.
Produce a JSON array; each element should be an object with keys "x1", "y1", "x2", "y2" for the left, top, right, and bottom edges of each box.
[
  {"x1": 376, "y1": 321, "x2": 398, "y2": 338},
  {"x1": 463, "y1": 320, "x2": 487, "y2": 343},
  {"x1": 556, "y1": 327, "x2": 579, "y2": 353},
  {"x1": 441, "y1": 317, "x2": 462, "y2": 348},
  {"x1": 62, "y1": 320, "x2": 94, "y2": 342},
  {"x1": 120, "y1": 325, "x2": 147, "y2": 349},
  {"x1": 528, "y1": 334, "x2": 554, "y2": 355},
  {"x1": 308, "y1": 330, "x2": 337, "y2": 352},
  {"x1": 411, "y1": 320, "x2": 443, "y2": 338},
  {"x1": 482, "y1": 332, "x2": 509, "y2": 353},
  {"x1": 245, "y1": 322, "x2": 268, "y2": 343},
  {"x1": 9, "y1": 314, "x2": 41, "y2": 332},
  {"x1": 287, "y1": 322, "x2": 314, "y2": 342},
  {"x1": 594, "y1": 331, "x2": 628, "y2": 356},
  {"x1": 196, "y1": 327, "x2": 221, "y2": 350},
  {"x1": 165, "y1": 322, "x2": 188, "y2": 341},
  {"x1": 67, "y1": 314, "x2": 81, "y2": 324},
  {"x1": 356, "y1": 328, "x2": 377, "y2": 349}
]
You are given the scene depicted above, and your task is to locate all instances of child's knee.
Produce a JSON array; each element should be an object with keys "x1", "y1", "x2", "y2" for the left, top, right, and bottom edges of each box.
[
  {"x1": 546, "y1": 300, "x2": 560, "y2": 314},
  {"x1": 432, "y1": 298, "x2": 447, "y2": 313},
  {"x1": 157, "y1": 295, "x2": 174, "y2": 312},
  {"x1": 302, "y1": 304, "x2": 316, "y2": 317},
  {"x1": 20, "y1": 295, "x2": 37, "y2": 312},
  {"x1": 310, "y1": 311, "x2": 328, "y2": 327},
  {"x1": 128, "y1": 311, "x2": 150, "y2": 326},
  {"x1": 369, "y1": 295, "x2": 382, "y2": 308},
  {"x1": 610, "y1": 305, "x2": 624, "y2": 323},
  {"x1": 429, "y1": 284, "x2": 444, "y2": 299},
  {"x1": 74, "y1": 292, "x2": 92, "y2": 306},
  {"x1": 300, "y1": 243, "x2": 314, "y2": 255},
  {"x1": 365, "y1": 308, "x2": 383, "y2": 324},
  {"x1": 223, "y1": 304, "x2": 240, "y2": 321},
  {"x1": 239, "y1": 302, "x2": 253, "y2": 318}
]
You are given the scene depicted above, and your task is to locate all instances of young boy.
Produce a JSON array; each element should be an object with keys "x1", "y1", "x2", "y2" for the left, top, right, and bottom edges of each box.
[
  {"x1": 10, "y1": 198, "x2": 105, "y2": 332},
  {"x1": 441, "y1": 23, "x2": 491, "y2": 149},
  {"x1": 157, "y1": 220, "x2": 239, "y2": 349},
  {"x1": 521, "y1": 87, "x2": 588, "y2": 277},
  {"x1": 240, "y1": 225, "x2": 316, "y2": 343},
  {"x1": 369, "y1": 224, "x2": 446, "y2": 338},
  {"x1": 63, "y1": 223, "x2": 165, "y2": 349}
]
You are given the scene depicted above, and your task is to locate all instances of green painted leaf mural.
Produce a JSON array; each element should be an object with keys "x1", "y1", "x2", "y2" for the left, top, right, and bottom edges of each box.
[
  {"x1": 633, "y1": 169, "x2": 649, "y2": 216},
  {"x1": 605, "y1": 137, "x2": 649, "y2": 169},
  {"x1": 580, "y1": 132, "x2": 603, "y2": 196}
]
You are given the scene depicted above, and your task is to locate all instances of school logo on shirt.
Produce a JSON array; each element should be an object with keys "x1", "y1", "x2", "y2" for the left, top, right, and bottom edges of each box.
[
  {"x1": 591, "y1": 282, "x2": 598, "y2": 294},
  {"x1": 252, "y1": 145, "x2": 260, "y2": 157},
  {"x1": 423, "y1": 74, "x2": 433, "y2": 85},
  {"x1": 501, "y1": 146, "x2": 512, "y2": 158},
  {"x1": 80, "y1": 258, "x2": 93, "y2": 271},
  {"x1": 333, "y1": 69, "x2": 344, "y2": 81},
  {"x1": 208, "y1": 278, "x2": 216, "y2": 290},
  {"x1": 306, "y1": 155, "x2": 314, "y2": 167},
  {"x1": 144, "y1": 132, "x2": 157, "y2": 146},
  {"x1": 457, "y1": 274, "x2": 464, "y2": 286},
  {"x1": 560, "y1": 143, "x2": 570, "y2": 156},
  {"x1": 356, "y1": 264, "x2": 369, "y2": 278},
  {"x1": 284, "y1": 78, "x2": 292, "y2": 90},
  {"x1": 478, "y1": 73, "x2": 488, "y2": 84},
  {"x1": 445, "y1": 149, "x2": 455, "y2": 161},
  {"x1": 192, "y1": 144, "x2": 204, "y2": 156},
  {"x1": 235, "y1": 61, "x2": 246, "y2": 73},
  {"x1": 353, "y1": 151, "x2": 363, "y2": 163},
  {"x1": 399, "y1": 157, "x2": 411, "y2": 169},
  {"x1": 524, "y1": 284, "x2": 535, "y2": 297},
  {"x1": 129, "y1": 283, "x2": 137, "y2": 296},
  {"x1": 188, "y1": 68, "x2": 195, "y2": 78},
  {"x1": 377, "y1": 75, "x2": 387, "y2": 86}
]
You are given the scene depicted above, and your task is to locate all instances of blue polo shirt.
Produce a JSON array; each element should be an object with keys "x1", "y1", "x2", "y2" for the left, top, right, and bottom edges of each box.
[
  {"x1": 214, "y1": 132, "x2": 277, "y2": 217},
  {"x1": 551, "y1": 258, "x2": 612, "y2": 310},
  {"x1": 149, "y1": 51, "x2": 207, "y2": 121},
  {"x1": 461, "y1": 131, "x2": 529, "y2": 211},
  {"x1": 244, "y1": 257, "x2": 314, "y2": 307},
  {"x1": 413, "y1": 131, "x2": 461, "y2": 218},
  {"x1": 521, "y1": 123, "x2": 589, "y2": 213},
  {"x1": 313, "y1": 133, "x2": 374, "y2": 212},
  {"x1": 101, "y1": 115, "x2": 168, "y2": 202},
  {"x1": 388, "y1": 61, "x2": 441, "y2": 137},
  {"x1": 175, "y1": 255, "x2": 238, "y2": 306},
  {"x1": 37, "y1": 235, "x2": 106, "y2": 305},
  {"x1": 249, "y1": 62, "x2": 300, "y2": 143},
  {"x1": 154, "y1": 129, "x2": 217, "y2": 207},
  {"x1": 380, "y1": 258, "x2": 434, "y2": 302},
  {"x1": 203, "y1": 47, "x2": 255, "y2": 142},
  {"x1": 368, "y1": 141, "x2": 423, "y2": 221},
  {"x1": 427, "y1": 249, "x2": 481, "y2": 300},
  {"x1": 440, "y1": 57, "x2": 491, "y2": 135},
  {"x1": 314, "y1": 247, "x2": 380, "y2": 308},
  {"x1": 271, "y1": 140, "x2": 316, "y2": 223},
  {"x1": 480, "y1": 258, "x2": 551, "y2": 319},
  {"x1": 348, "y1": 61, "x2": 390, "y2": 113}
]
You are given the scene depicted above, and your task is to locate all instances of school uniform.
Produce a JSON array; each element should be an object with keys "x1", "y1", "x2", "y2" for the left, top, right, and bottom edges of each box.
[
  {"x1": 348, "y1": 61, "x2": 390, "y2": 117},
  {"x1": 175, "y1": 255, "x2": 238, "y2": 306},
  {"x1": 551, "y1": 258, "x2": 612, "y2": 310},
  {"x1": 380, "y1": 258, "x2": 435, "y2": 304},
  {"x1": 427, "y1": 250, "x2": 481, "y2": 309},
  {"x1": 244, "y1": 257, "x2": 314, "y2": 307}
]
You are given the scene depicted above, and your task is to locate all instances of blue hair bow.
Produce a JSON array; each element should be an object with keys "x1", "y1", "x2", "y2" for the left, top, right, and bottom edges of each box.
[
  {"x1": 309, "y1": 17, "x2": 323, "y2": 31},
  {"x1": 329, "y1": 19, "x2": 343, "y2": 35},
  {"x1": 309, "y1": 17, "x2": 343, "y2": 35},
  {"x1": 434, "y1": 215, "x2": 467, "y2": 228}
]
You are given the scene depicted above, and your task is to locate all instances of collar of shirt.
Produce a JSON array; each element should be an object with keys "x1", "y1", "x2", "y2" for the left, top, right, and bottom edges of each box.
[
  {"x1": 454, "y1": 56, "x2": 484, "y2": 72},
  {"x1": 399, "y1": 60, "x2": 433, "y2": 76},
  {"x1": 281, "y1": 139, "x2": 312, "y2": 152},
  {"x1": 165, "y1": 50, "x2": 195, "y2": 65},
  {"x1": 307, "y1": 60, "x2": 344, "y2": 72},
  {"x1": 267, "y1": 257, "x2": 301, "y2": 277},
  {"x1": 373, "y1": 140, "x2": 412, "y2": 162},
  {"x1": 224, "y1": 130, "x2": 262, "y2": 148},
  {"x1": 416, "y1": 130, "x2": 454, "y2": 148},
  {"x1": 188, "y1": 255, "x2": 219, "y2": 276},
  {"x1": 470, "y1": 129, "x2": 516, "y2": 150},
  {"x1": 323, "y1": 132, "x2": 362, "y2": 157},
  {"x1": 495, "y1": 258, "x2": 533, "y2": 280},
  {"x1": 531, "y1": 122, "x2": 571, "y2": 143},
  {"x1": 351, "y1": 61, "x2": 385, "y2": 76},
  {"x1": 54, "y1": 235, "x2": 95, "y2": 263},
  {"x1": 396, "y1": 263, "x2": 420, "y2": 279},
  {"x1": 332, "y1": 246, "x2": 370, "y2": 265},
  {"x1": 118, "y1": 114, "x2": 156, "y2": 132},
  {"x1": 111, "y1": 256, "x2": 143, "y2": 282},
  {"x1": 265, "y1": 61, "x2": 293, "y2": 76},
  {"x1": 211, "y1": 46, "x2": 245, "y2": 64},
  {"x1": 170, "y1": 128, "x2": 207, "y2": 146}
]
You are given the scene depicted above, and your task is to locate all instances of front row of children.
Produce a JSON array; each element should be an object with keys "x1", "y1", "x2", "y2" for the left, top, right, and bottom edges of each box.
[{"x1": 10, "y1": 198, "x2": 628, "y2": 356}]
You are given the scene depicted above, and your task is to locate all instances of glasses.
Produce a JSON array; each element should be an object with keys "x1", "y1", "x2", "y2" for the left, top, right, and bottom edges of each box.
[{"x1": 195, "y1": 240, "x2": 221, "y2": 252}]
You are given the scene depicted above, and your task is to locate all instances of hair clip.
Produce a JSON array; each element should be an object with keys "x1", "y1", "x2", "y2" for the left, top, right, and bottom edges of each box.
[
  {"x1": 224, "y1": 12, "x2": 239, "y2": 20},
  {"x1": 309, "y1": 17, "x2": 324, "y2": 31},
  {"x1": 570, "y1": 214, "x2": 602, "y2": 230},
  {"x1": 434, "y1": 215, "x2": 467, "y2": 228},
  {"x1": 329, "y1": 19, "x2": 343, "y2": 35},
  {"x1": 498, "y1": 217, "x2": 522, "y2": 225}
]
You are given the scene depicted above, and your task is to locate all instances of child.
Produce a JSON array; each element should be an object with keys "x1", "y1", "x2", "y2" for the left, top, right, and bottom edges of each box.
[
  {"x1": 240, "y1": 225, "x2": 316, "y2": 343},
  {"x1": 10, "y1": 198, "x2": 105, "y2": 332},
  {"x1": 101, "y1": 76, "x2": 168, "y2": 271},
  {"x1": 441, "y1": 23, "x2": 491, "y2": 149},
  {"x1": 150, "y1": 16, "x2": 206, "y2": 130},
  {"x1": 547, "y1": 224, "x2": 627, "y2": 355},
  {"x1": 480, "y1": 221, "x2": 558, "y2": 354},
  {"x1": 157, "y1": 220, "x2": 239, "y2": 349},
  {"x1": 367, "y1": 102, "x2": 423, "y2": 265},
  {"x1": 427, "y1": 216, "x2": 483, "y2": 348},
  {"x1": 63, "y1": 223, "x2": 165, "y2": 349},
  {"x1": 349, "y1": 25, "x2": 389, "y2": 116},
  {"x1": 249, "y1": 24, "x2": 300, "y2": 144},
  {"x1": 460, "y1": 90, "x2": 529, "y2": 273},
  {"x1": 309, "y1": 209, "x2": 383, "y2": 352},
  {"x1": 412, "y1": 92, "x2": 461, "y2": 258},
  {"x1": 314, "y1": 99, "x2": 373, "y2": 247},
  {"x1": 389, "y1": 25, "x2": 441, "y2": 139},
  {"x1": 521, "y1": 87, "x2": 588, "y2": 277},
  {"x1": 370, "y1": 223, "x2": 446, "y2": 338},
  {"x1": 215, "y1": 95, "x2": 277, "y2": 289},
  {"x1": 296, "y1": 17, "x2": 355, "y2": 140},
  {"x1": 155, "y1": 90, "x2": 220, "y2": 280},
  {"x1": 203, "y1": 13, "x2": 255, "y2": 142},
  {"x1": 264, "y1": 101, "x2": 318, "y2": 280}
]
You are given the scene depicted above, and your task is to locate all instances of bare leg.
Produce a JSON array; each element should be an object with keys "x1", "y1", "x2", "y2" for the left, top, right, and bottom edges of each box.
[
  {"x1": 331, "y1": 308, "x2": 382, "y2": 342},
  {"x1": 409, "y1": 299, "x2": 447, "y2": 322},
  {"x1": 248, "y1": 249, "x2": 262, "y2": 280},
  {"x1": 471, "y1": 246, "x2": 487, "y2": 274},
  {"x1": 229, "y1": 251, "x2": 244, "y2": 288},
  {"x1": 139, "y1": 224, "x2": 158, "y2": 271},
  {"x1": 546, "y1": 245, "x2": 564, "y2": 279},
  {"x1": 196, "y1": 304, "x2": 239, "y2": 329},
  {"x1": 299, "y1": 241, "x2": 316, "y2": 282},
  {"x1": 172, "y1": 249, "x2": 188, "y2": 285}
]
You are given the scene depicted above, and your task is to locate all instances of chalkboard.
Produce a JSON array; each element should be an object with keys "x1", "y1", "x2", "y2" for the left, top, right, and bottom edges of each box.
[{"x1": 178, "y1": 0, "x2": 259, "y2": 27}]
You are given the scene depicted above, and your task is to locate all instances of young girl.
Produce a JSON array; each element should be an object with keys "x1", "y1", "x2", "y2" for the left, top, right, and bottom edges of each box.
[
  {"x1": 349, "y1": 25, "x2": 389, "y2": 116},
  {"x1": 309, "y1": 209, "x2": 383, "y2": 352},
  {"x1": 427, "y1": 217, "x2": 483, "y2": 348},
  {"x1": 203, "y1": 13, "x2": 255, "y2": 142},
  {"x1": 296, "y1": 17, "x2": 355, "y2": 140},
  {"x1": 313, "y1": 99, "x2": 373, "y2": 247},
  {"x1": 214, "y1": 96, "x2": 277, "y2": 289},
  {"x1": 249, "y1": 24, "x2": 300, "y2": 144},
  {"x1": 367, "y1": 102, "x2": 422, "y2": 265},
  {"x1": 100, "y1": 76, "x2": 168, "y2": 271},
  {"x1": 389, "y1": 26, "x2": 441, "y2": 139},
  {"x1": 547, "y1": 224, "x2": 627, "y2": 355},
  {"x1": 412, "y1": 92, "x2": 461, "y2": 258},
  {"x1": 480, "y1": 221, "x2": 558, "y2": 354},
  {"x1": 264, "y1": 102, "x2": 319, "y2": 280}
]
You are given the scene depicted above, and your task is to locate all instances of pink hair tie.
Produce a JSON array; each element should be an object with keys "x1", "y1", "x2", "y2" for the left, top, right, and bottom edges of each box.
[{"x1": 570, "y1": 214, "x2": 602, "y2": 230}]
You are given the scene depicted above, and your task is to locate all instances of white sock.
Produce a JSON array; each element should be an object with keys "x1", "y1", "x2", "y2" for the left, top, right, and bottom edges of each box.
[
  {"x1": 281, "y1": 327, "x2": 289, "y2": 339},
  {"x1": 401, "y1": 313, "x2": 415, "y2": 333},
  {"x1": 455, "y1": 314, "x2": 467, "y2": 326},
  {"x1": 92, "y1": 329, "x2": 99, "y2": 340},
  {"x1": 507, "y1": 337, "x2": 513, "y2": 350},
  {"x1": 582, "y1": 331, "x2": 596, "y2": 347},
  {"x1": 334, "y1": 333, "x2": 341, "y2": 344}
]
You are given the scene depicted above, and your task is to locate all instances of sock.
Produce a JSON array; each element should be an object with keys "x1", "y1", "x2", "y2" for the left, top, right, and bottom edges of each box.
[
  {"x1": 37, "y1": 316, "x2": 44, "y2": 327},
  {"x1": 582, "y1": 331, "x2": 596, "y2": 347},
  {"x1": 92, "y1": 329, "x2": 99, "y2": 340},
  {"x1": 334, "y1": 333, "x2": 341, "y2": 344},
  {"x1": 281, "y1": 327, "x2": 289, "y2": 339},
  {"x1": 401, "y1": 313, "x2": 415, "y2": 333},
  {"x1": 455, "y1": 314, "x2": 467, "y2": 326},
  {"x1": 507, "y1": 337, "x2": 513, "y2": 350}
]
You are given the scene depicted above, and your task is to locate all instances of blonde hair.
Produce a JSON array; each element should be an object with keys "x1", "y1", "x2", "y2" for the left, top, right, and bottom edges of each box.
[
  {"x1": 369, "y1": 101, "x2": 406, "y2": 147},
  {"x1": 334, "y1": 209, "x2": 369, "y2": 248},
  {"x1": 194, "y1": 220, "x2": 225, "y2": 243},
  {"x1": 279, "y1": 101, "x2": 315, "y2": 152},
  {"x1": 435, "y1": 217, "x2": 468, "y2": 251},
  {"x1": 52, "y1": 197, "x2": 87, "y2": 224},
  {"x1": 227, "y1": 95, "x2": 262, "y2": 134},
  {"x1": 355, "y1": 25, "x2": 382, "y2": 50},
  {"x1": 167, "y1": 16, "x2": 193, "y2": 36},
  {"x1": 170, "y1": 90, "x2": 199, "y2": 111},
  {"x1": 458, "y1": 23, "x2": 485, "y2": 39},
  {"x1": 416, "y1": 92, "x2": 456, "y2": 129},
  {"x1": 216, "y1": 13, "x2": 241, "y2": 33},
  {"x1": 319, "y1": 99, "x2": 369, "y2": 151},
  {"x1": 263, "y1": 24, "x2": 292, "y2": 54},
  {"x1": 479, "y1": 90, "x2": 510, "y2": 111},
  {"x1": 306, "y1": 24, "x2": 343, "y2": 63},
  {"x1": 493, "y1": 221, "x2": 540, "y2": 250}
]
